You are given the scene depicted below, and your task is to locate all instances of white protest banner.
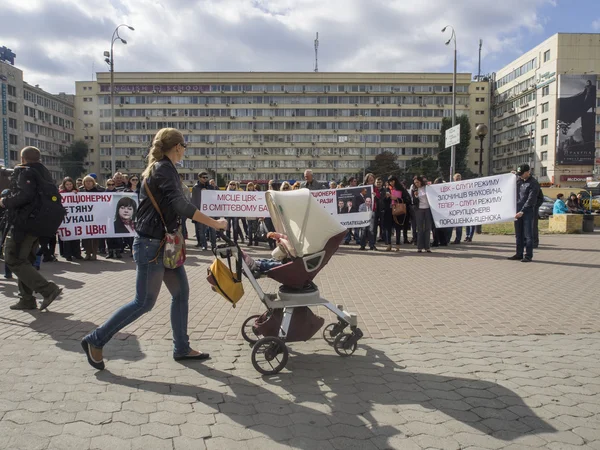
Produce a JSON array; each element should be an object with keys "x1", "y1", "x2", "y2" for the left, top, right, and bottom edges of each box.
[
  {"x1": 58, "y1": 192, "x2": 139, "y2": 241},
  {"x1": 200, "y1": 186, "x2": 372, "y2": 227},
  {"x1": 425, "y1": 173, "x2": 516, "y2": 228}
]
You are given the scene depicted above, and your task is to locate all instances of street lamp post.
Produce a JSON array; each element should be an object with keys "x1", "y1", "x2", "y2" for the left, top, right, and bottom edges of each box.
[
  {"x1": 214, "y1": 123, "x2": 218, "y2": 187},
  {"x1": 476, "y1": 124, "x2": 488, "y2": 177},
  {"x1": 105, "y1": 24, "x2": 134, "y2": 178},
  {"x1": 442, "y1": 25, "x2": 457, "y2": 181},
  {"x1": 363, "y1": 135, "x2": 367, "y2": 180}
]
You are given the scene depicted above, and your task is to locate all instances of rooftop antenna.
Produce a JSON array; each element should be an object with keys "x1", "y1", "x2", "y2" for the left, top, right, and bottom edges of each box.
[
  {"x1": 314, "y1": 32, "x2": 319, "y2": 72},
  {"x1": 477, "y1": 39, "x2": 482, "y2": 80}
]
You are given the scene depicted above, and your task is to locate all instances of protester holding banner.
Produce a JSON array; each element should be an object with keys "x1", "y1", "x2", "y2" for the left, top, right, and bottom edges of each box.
[
  {"x1": 191, "y1": 171, "x2": 216, "y2": 250},
  {"x1": 225, "y1": 181, "x2": 244, "y2": 244},
  {"x1": 59, "y1": 177, "x2": 82, "y2": 262},
  {"x1": 359, "y1": 174, "x2": 376, "y2": 251},
  {"x1": 245, "y1": 182, "x2": 260, "y2": 246},
  {"x1": 80, "y1": 176, "x2": 101, "y2": 260},
  {"x1": 382, "y1": 176, "x2": 409, "y2": 252},
  {"x1": 82, "y1": 127, "x2": 228, "y2": 371},
  {"x1": 413, "y1": 176, "x2": 433, "y2": 253}
]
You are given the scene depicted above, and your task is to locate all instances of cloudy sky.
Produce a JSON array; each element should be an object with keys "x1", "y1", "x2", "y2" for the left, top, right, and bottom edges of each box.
[{"x1": 1, "y1": 0, "x2": 599, "y2": 94}]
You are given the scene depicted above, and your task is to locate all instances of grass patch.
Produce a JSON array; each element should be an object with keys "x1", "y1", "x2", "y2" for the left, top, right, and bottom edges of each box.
[{"x1": 482, "y1": 220, "x2": 550, "y2": 235}]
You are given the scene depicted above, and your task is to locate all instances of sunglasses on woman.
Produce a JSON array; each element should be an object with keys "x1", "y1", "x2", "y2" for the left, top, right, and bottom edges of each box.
[{"x1": 107, "y1": 183, "x2": 115, "y2": 186}]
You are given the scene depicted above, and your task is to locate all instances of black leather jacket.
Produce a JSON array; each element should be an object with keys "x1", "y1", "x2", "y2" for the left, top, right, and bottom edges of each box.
[
  {"x1": 3, "y1": 163, "x2": 54, "y2": 228},
  {"x1": 135, "y1": 158, "x2": 196, "y2": 239}
]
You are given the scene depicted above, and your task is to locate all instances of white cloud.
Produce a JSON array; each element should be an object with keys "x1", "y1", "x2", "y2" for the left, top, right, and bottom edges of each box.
[
  {"x1": 593, "y1": 19, "x2": 600, "y2": 31},
  {"x1": 0, "y1": 0, "x2": 554, "y2": 93}
]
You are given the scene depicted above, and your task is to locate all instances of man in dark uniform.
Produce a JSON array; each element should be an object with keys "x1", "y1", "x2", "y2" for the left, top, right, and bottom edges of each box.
[
  {"x1": 0, "y1": 147, "x2": 62, "y2": 310},
  {"x1": 508, "y1": 164, "x2": 540, "y2": 263}
]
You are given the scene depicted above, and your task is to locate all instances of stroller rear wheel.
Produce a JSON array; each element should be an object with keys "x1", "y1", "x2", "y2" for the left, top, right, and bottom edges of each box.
[
  {"x1": 251, "y1": 337, "x2": 289, "y2": 375},
  {"x1": 241, "y1": 315, "x2": 262, "y2": 345},
  {"x1": 333, "y1": 333, "x2": 357, "y2": 357},
  {"x1": 323, "y1": 322, "x2": 342, "y2": 345}
]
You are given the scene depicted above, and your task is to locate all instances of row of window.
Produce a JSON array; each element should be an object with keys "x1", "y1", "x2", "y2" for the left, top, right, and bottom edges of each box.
[
  {"x1": 100, "y1": 146, "x2": 435, "y2": 158},
  {"x1": 492, "y1": 138, "x2": 534, "y2": 157},
  {"x1": 494, "y1": 92, "x2": 536, "y2": 117},
  {"x1": 100, "y1": 94, "x2": 470, "y2": 106},
  {"x1": 98, "y1": 84, "x2": 470, "y2": 94},
  {"x1": 24, "y1": 122, "x2": 73, "y2": 141},
  {"x1": 101, "y1": 121, "x2": 443, "y2": 132},
  {"x1": 101, "y1": 108, "x2": 461, "y2": 119},
  {"x1": 496, "y1": 58, "x2": 537, "y2": 88},
  {"x1": 100, "y1": 133, "x2": 441, "y2": 144},
  {"x1": 494, "y1": 107, "x2": 536, "y2": 129},
  {"x1": 22, "y1": 105, "x2": 75, "y2": 129},
  {"x1": 23, "y1": 89, "x2": 74, "y2": 116},
  {"x1": 494, "y1": 76, "x2": 535, "y2": 104},
  {"x1": 492, "y1": 154, "x2": 532, "y2": 170},
  {"x1": 24, "y1": 137, "x2": 70, "y2": 153},
  {"x1": 494, "y1": 124, "x2": 535, "y2": 143}
]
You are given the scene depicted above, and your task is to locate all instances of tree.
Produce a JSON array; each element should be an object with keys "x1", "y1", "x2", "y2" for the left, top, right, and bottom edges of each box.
[
  {"x1": 437, "y1": 115, "x2": 472, "y2": 180},
  {"x1": 366, "y1": 151, "x2": 401, "y2": 179},
  {"x1": 403, "y1": 156, "x2": 440, "y2": 182},
  {"x1": 60, "y1": 140, "x2": 89, "y2": 179}
]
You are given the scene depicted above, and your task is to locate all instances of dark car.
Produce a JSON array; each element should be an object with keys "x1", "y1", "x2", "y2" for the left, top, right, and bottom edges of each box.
[{"x1": 538, "y1": 196, "x2": 555, "y2": 219}]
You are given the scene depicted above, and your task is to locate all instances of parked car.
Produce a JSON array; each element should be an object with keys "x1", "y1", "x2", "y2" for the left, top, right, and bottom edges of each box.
[{"x1": 538, "y1": 196, "x2": 555, "y2": 219}]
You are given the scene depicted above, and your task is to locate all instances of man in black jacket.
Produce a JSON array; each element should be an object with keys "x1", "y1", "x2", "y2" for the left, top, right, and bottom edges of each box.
[
  {"x1": 0, "y1": 147, "x2": 62, "y2": 310},
  {"x1": 191, "y1": 171, "x2": 216, "y2": 250},
  {"x1": 508, "y1": 164, "x2": 540, "y2": 263}
]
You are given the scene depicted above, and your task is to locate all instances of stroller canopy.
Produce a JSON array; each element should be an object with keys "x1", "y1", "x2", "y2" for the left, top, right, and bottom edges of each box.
[{"x1": 266, "y1": 189, "x2": 346, "y2": 258}]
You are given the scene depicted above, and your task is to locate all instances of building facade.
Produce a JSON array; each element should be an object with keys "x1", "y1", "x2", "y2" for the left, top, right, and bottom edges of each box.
[
  {"x1": 491, "y1": 33, "x2": 600, "y2": 187},
  {"x1": 75, "y1": 72, "x2": 490, "y2": 185},
  {"x1": 0, "y1": 58, "x2": 75, "y2": 181}
]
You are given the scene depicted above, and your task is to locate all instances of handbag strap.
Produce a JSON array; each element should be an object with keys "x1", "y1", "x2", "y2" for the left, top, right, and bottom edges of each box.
[{"x1": 144, "y1": 178, "x2": 167, "y2": 232}]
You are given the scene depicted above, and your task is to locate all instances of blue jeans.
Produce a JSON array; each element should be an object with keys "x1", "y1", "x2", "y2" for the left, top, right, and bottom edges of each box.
[
  {"x1": 514, "y1": 211, "x2": 534, "y2": 259},
  {"x1": 466, "y1": 226, "x2": 475, "y2": 239},
  {"x1": 454, "y1": 227, "x2": 463, "y2": 242},
  {"x1": 85, "y1": 236, "x2": 191, "y2": 357},
  {"x1": 195, "y1": 222, "x2": 216, "y2": 249}
]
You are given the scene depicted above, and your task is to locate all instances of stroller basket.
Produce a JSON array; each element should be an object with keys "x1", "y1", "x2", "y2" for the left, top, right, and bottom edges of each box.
[{"x1": 253, "y1": 307, "x2": 324, "y2": 343}]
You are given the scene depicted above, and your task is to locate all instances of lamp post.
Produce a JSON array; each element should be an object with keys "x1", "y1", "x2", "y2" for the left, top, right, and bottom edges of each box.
[
  {"x1": 476, "y1": 124, "x2": 488, "y2": 177},
  {"x1": 214, "y1": 123, "x2": 218, "y2": 187},
  {"x1": 105, "y1": 24, "x2": 134, "y2": 177},
  {"x1": 442, "y1": 25, "x2": 457, "y2": 180},
  {"x1": 363, "y1": 134, "x2": 367, "y2": 180}
]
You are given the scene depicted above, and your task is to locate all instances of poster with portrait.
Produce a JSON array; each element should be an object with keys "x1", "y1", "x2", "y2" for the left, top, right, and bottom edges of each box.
[
  {"x1": 556, "y1": 74, "x2": 597, "y2": 165},
  {"x1": 58, "y1": 192, "x2": 138, "y2": 241},
  {"x1": 334, "y1": 185, "x2": 373, "y2": 227}
]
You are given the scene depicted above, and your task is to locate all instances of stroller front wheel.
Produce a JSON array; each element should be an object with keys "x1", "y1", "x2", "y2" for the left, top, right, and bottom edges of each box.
[
  {"x1": 241, "y1": 315, "x2": 262, "y2": 345},
  {"x1": 333, "y1": 333, "x2": 358, "y2": 357},
  {"x1": 251, "y1": 337, "x2": 289, "y2": 375}
]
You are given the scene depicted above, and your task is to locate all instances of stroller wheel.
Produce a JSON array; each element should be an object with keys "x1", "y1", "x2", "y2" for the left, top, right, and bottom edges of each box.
[
  {"x1": 323, "y1": 323, "x2": 339, "y2": 345},
  {"x1": 251, "y1": 337, "x2": 289, "y2": 375},
  {"x1": 241, "y1": 315, "x2": 262, "y2": 345},
  {"x1": 333, "y1": 333, "x2": 357, "y2": 357}
]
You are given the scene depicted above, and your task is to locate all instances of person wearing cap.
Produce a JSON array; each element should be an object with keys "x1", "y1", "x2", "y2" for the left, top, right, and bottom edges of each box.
[{"x1": 508, "y1": 164, "x2": 540, "y2": 263}]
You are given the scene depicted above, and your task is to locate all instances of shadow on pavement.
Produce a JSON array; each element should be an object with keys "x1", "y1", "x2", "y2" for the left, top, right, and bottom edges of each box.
[
  {"x1": 95, "y1": 343, "x2": 556, "y2": 446},
  {"x1": 0, "y1": 311, "x2": 144, "y2": 362}
]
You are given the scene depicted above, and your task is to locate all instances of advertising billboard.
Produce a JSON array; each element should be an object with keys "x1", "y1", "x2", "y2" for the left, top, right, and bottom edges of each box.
[{"x1": 556, "y1": 74, "x2": 597, "y2": 165}]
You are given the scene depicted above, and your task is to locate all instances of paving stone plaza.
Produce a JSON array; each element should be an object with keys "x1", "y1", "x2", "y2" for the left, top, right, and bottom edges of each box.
[{"x1": 1, "y1": 233, "x2": 600, "y2": 449}]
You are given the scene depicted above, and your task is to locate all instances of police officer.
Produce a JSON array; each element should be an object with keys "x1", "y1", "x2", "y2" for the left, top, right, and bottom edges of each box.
[
  {"x1": 0, "y1": 147, "x2": 62, "y2": 310},
  {"x1": 508, "y1": 164, "x2": 540, "y2": 263}
]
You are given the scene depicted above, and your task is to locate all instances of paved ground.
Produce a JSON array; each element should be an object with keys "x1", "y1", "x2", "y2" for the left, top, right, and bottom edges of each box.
[{"x1": 1, "y1": 232, "x2": 600, "y2": 449}]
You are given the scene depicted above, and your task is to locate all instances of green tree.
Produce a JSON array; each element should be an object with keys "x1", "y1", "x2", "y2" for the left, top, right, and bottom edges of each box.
[
  {"x1": 60, "y1": 140, "x2": 89, "y2": 179},
  {"x1": 438, "y1": 115, "x2": 472, "y2": 180},
  {"x1": 366, "y1": 151, "x2": 401, "y2": 179},
  {"x1": 403, "y1": 156, "x2": 440, "y2": 182}
]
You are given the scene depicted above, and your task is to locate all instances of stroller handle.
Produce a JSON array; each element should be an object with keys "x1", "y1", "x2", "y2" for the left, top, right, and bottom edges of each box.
[{"x1": 216, "y1": 231, "x2": 236, "y2": 246}]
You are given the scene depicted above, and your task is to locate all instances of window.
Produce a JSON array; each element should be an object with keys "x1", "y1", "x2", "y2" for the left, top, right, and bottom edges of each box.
[
  {"x1": 8, "y1": 101, "x2": 16, "y2": 113},
  {"x1": 541, "y1": 102, "x2": 549, "y2": 113},
  {"x1": 476, "y1": 97, "x2": 485, "y2": 102},
  {"x1": 541, "y1": 167, "x2": 547, "y2": 177},
  {"x1": 541, "y1": 119, "x2": 548, "y2": 129},
  {"x1": 541, "y1": 135, "x2": 548, "y2": 145},
  {"x1": 543, "y1": 50, "x2": 551, "y2": 63},
  {"x1": 7, "y1": 85, "x2": 16, "y2": 96},
  {"x1": 9, "y1": 134, "x2": 18, "y2": 145},
  {"x1": 476, "y1": 110, "x2": 484, "y2": 115},
  {"x1": 8, "y1": 118, "x2": 17, "y2": 129},
  {"x1": 541, "y1": 151, "x2": 548, "y2": 161},
  {"x1": 542, "y1": 86, "x2": 549, "y2": 97}
]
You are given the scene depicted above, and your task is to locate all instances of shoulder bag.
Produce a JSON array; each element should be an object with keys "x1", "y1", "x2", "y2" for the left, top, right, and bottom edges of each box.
[{"x1": 144, "y1": 178, "x2": 186, "y2": 269}]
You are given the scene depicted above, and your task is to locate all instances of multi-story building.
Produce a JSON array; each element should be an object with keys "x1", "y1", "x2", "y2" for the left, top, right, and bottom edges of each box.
[
  {"x1": 491, "y1": 33, "x2": 600, "y2": 187},
  {"x1": 0, "y1": 54, "x2": 75, "y2": 181},
  {"x1": 75, "y1": 72, "x2": 490, "y2": 185}
]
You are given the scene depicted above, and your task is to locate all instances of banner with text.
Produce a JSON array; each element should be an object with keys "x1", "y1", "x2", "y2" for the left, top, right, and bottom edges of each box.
[
  {"x1": 425, "y1": 174, "x2": 516, "y2": 228},
  {"x1": 58, "y1": 192, "x2": 139, "y2": 241},
  {"x1": 200, "y1": 186, "x2": 372, "y2": 227}
]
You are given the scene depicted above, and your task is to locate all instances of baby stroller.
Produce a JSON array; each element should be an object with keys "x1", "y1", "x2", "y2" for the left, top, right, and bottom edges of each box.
[{"x1": 211, "y1": 189, "x2": 364, "y2": 375}]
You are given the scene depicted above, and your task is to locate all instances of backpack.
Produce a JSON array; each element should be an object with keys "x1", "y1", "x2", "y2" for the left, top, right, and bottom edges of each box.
[{"x1": 22, "y1": 169, "x2": 67, "y2": 238}]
